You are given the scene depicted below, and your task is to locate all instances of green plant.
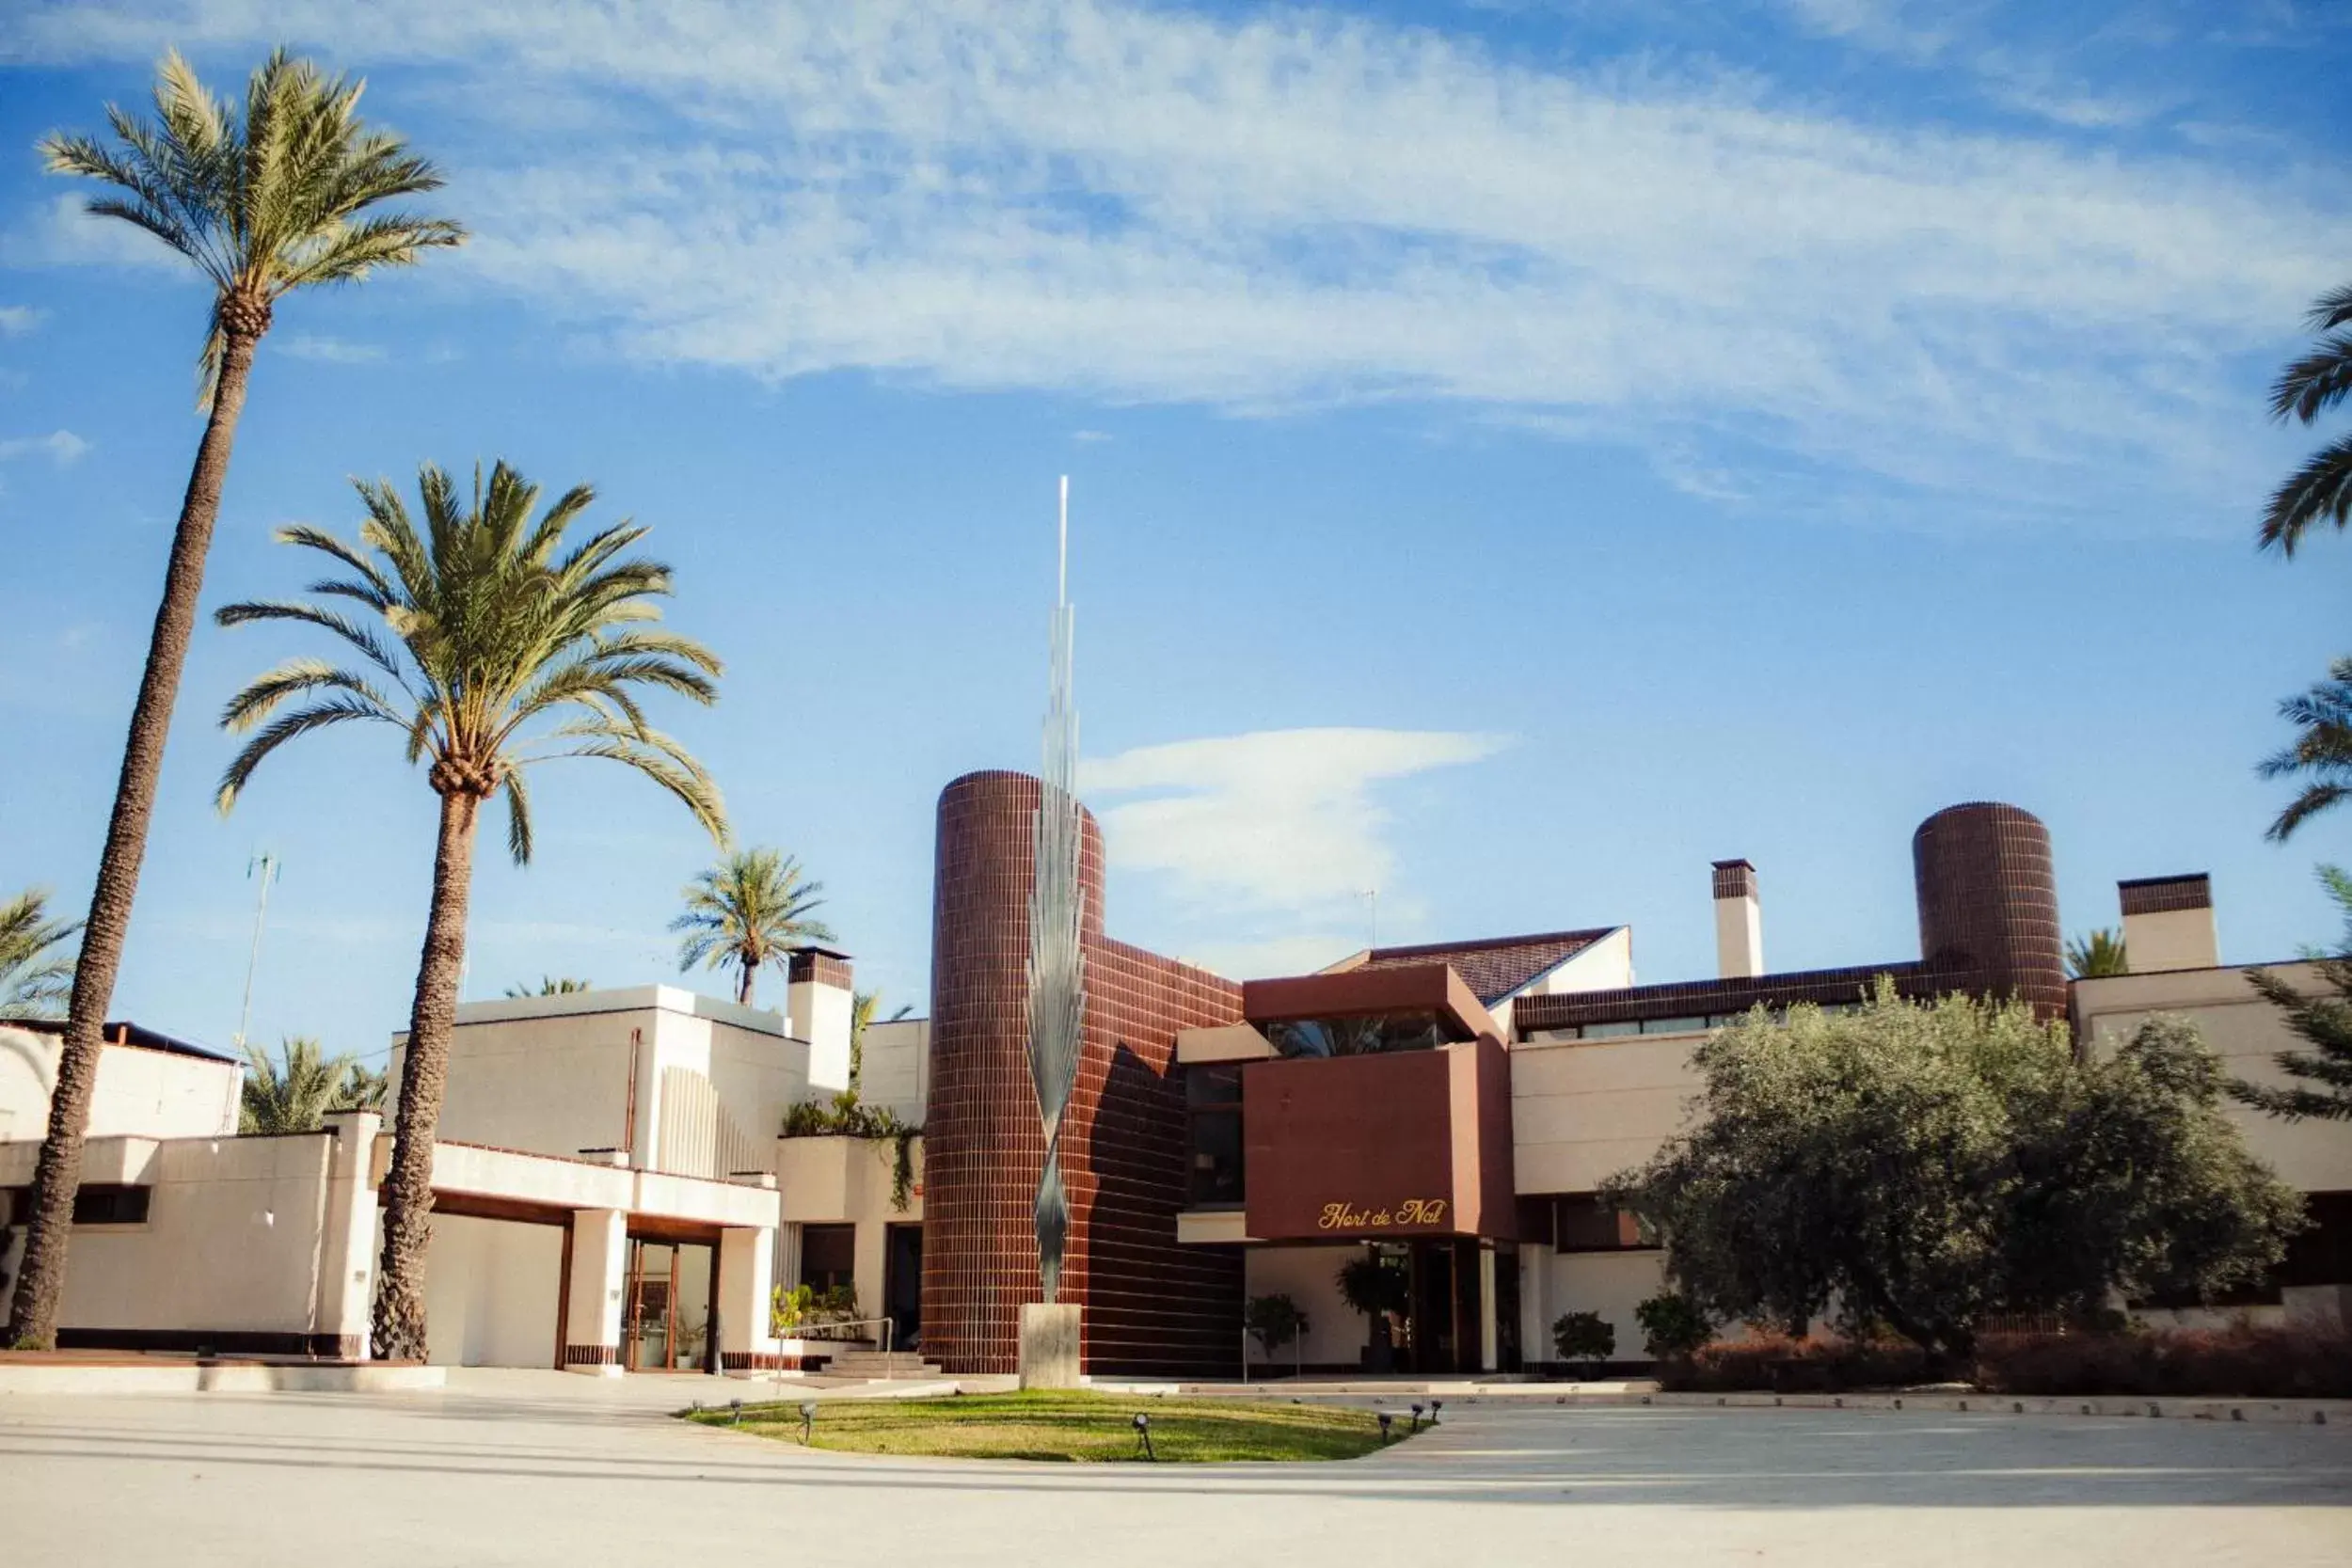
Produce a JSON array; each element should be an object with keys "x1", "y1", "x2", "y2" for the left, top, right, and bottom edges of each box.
[
  {"x1": 334, "y1": 1061, "x2": 389, "y2": 1114},
  {"x1": 849, "y1": 990, "x2": 914, "y2": 1088},
  {"x1": 211, "y1": 460, "x2": 727, "y2": 1361},
  {"x1": 1632, "y1": 1292, "x2": 1714, "y2": 1363},
  {"x1": 10, "y1": 47, "x2": 462, "y2": 1351},
  {"x1": 1246, "y1": 1293, "x2": 1308, "y2": 1360},
  {"x1": 771, "y1": 1281, "x2": 865, "y2": 1339},
  {"x1": 504, "y1": 976, "x2": 593, "y2": 998},
  {"x1": 2065, "y1": 928, "x2": 2129, "y2": 978},
  {"x1": 0, "y1": 889, "x2": 80, "y2": 1021},
  {"x1": 240, "y1": 1036, "x2": 360, "y2": 1133},
  {"x1": 1608, "y1": 982, "x2": 2303, "y2": 1372},
  {"x1": 782, "y1": 1089, "x2": 922, "y2": 1211},
  {"x1": 2234, "y1": 863, "x2": 2352, "y2": 1121},
  {"x1": 1551, "y1": 1310, "x2": 1616, "y2": 1374},
  {"x1": 672, "y1": 848, "x2": 834, "y2": 1006},
  {"x1": 2258, "y1": 281, "x2": 2352, "y2": 558}
]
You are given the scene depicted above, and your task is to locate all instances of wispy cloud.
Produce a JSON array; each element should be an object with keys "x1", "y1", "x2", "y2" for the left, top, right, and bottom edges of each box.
[
  {"x1": 0, "y1": 307, "x2": 40, "y2": 336},
  {"x1": 1079, "y1": 727, "x2": 1509, "y2": 915},
  {"x1": 277, "y1": 333, "x2": 388, "y2": 364},
  {"x1": 7, "y1": 0, "x2": 2344, "y2": 530},
  {"x1": 0, "y1": 429, "x2": 90, "y2": 465}
]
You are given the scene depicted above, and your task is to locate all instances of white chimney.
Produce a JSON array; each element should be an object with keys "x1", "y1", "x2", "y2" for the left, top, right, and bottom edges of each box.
[
  {"x1": 1713, "y1": 859, "x2": 1763, "y2": 979},
  {"x1": 2118, "y1": 875, "x2": 2218, "y2": 973},
  {"x1": 787, "y1": 947, "x2": 855, "y2": 1093}
]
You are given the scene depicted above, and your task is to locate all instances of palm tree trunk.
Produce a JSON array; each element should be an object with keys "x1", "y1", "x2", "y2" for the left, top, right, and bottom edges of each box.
[
  {"x1": 372, "y1": 787, "x2": 482, "y2": 1361},
  {"x1": 739, "y1": 963, "x2": 754, "y2": 1007},
  {"x1": 7, "y1": 329, "x2": 261, "y2": 1348}
]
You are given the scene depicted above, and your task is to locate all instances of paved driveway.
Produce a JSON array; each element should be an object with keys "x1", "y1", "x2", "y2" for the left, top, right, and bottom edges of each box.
[{"x1": 3, "y1": 1370, "x2": 2346, "y2": 1566}]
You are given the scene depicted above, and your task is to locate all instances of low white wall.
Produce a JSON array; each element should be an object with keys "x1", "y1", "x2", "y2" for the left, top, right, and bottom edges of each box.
[
  {"x1": 1534, "y1": 1249, "x2": 1668, "y2": 1366},
  {"x1": 0, "y1": 1027, "x2": 239, "y2": 1143},
  {"x1": 423, "y1": 1212, "x2": 563, "y2": 1368},
  {"x1": 1244, "y1": 1243, "x2": 1371, "y2": 1370}
]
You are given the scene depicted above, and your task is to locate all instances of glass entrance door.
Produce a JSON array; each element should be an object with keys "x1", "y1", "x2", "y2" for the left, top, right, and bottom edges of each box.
[{"x1": 623, "y1": 1239, "x2": 715, "y2": 1371}]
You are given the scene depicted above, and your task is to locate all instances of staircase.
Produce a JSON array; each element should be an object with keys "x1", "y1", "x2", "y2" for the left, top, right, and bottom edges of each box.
[{"x1": 818, "y1": 1349, "x2": 944, "y2": 1380}]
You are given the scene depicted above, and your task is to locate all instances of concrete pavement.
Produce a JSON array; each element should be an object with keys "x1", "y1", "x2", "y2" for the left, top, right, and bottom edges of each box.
[{"x1": 2, "y1": 1369, "x2": 2346, "y2": 1565}]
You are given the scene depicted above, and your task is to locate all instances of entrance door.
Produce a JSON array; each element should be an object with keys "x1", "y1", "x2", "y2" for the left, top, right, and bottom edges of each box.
[
  {"x1": 623, "y1": 1239, "x2": 716, "y2": 1371},
  {"x1": 883, "y1": 1223, "x2": 923, "y2": 1353}
]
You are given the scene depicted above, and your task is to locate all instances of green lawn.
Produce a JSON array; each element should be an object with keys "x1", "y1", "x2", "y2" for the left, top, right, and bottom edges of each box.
[{"x1": 683, "y1": 1389, "x2": 1409, "y2": 1462}]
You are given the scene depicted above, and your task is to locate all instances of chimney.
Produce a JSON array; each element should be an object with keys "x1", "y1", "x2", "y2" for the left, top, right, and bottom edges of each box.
[
  {"x1": 2117, "y1": 875, "x2": 2217, "y2": 974},
  {"x1": 787, "y1": 947, "x2": 855, "y2": 1092},
  {"x1": 1712, "y1": 860, "x2": 1763, "y2": 978}
]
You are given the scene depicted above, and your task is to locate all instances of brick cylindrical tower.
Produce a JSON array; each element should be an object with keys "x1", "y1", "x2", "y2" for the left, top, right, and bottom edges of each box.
[
  {"x1": 922, "y1": 770, "x2": 1105, "y2": 1374},
  {"x1": 1912, "y1": 801, "x2": 2067, "y2": 1020}
]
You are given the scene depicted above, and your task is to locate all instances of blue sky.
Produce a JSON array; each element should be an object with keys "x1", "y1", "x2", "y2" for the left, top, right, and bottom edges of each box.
[{"x1": 1, "y1": 0, "x2": 2347, "y2": 1067}]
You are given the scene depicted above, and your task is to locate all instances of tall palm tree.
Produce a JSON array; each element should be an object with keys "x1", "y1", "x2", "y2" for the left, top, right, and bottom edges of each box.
[
  {"x1": 334, "y1": 1060, "x2": 390, "y2": 1114},
  {"x1": 2261, "y1": 656, "x2": 2352, "y2": 841},
  {"x1": 848, "y1": 990, "x2": 914, "y2": 1087},
  {"x1": 212, "y1": 460, "x2": 727, "y2": 1361},
  {"x1": 2064, "y1": 928, "x2": 2129, "y2": 979},
  {"x1": 672, "y1": 849, "x2": 834, "y2": 1007},
  {"x1": 2260, "y1": 282, "x2": 2352, "y2": 556},
  {"x1": 0, "y1": 890, "x2": 81, "y2": 1022},
  {"x1": 11, "y1": 50, "x2": 462, "y2": 1349},
  {"x1": 241, "y1": 1036, "x2": 359, "y2": 1133}
]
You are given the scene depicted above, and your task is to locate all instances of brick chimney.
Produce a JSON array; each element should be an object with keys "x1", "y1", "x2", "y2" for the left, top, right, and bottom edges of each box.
[
  {"x1": 2117, "y1": 875, "x2": 2217, "y2": 974},
  {"x1": 1713, "y1": 859, "x2": 1763, "y2": 978}
]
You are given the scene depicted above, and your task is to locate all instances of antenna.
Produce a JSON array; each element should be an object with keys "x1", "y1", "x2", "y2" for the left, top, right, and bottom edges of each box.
[{"x1": 234, "y1": 852, "x2": 279, "y2": 1053}]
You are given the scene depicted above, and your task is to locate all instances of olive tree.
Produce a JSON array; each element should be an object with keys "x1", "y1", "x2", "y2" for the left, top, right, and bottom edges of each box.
[{"x1": 1606, "y1": 983, "x2": 2302, "y2": 1371}]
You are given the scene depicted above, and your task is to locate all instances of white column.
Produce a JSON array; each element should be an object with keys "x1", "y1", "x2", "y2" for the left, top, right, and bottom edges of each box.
[
  {"x1": 719, "y1": 1226, "x2": 779, "y2": 1370},
  {"x1": 1478, "y1": 1243, "x2": 1500, "y2": 1372},
  {"x1": 315, "y1": 1110, "x2": 382, "y2": 1359},
  {"x1": 1518, "y1": 1242, "x2": 1552, "y2": 1371},
  {"x1": 565, "y1": 1208, "x2": 628, "y2": 1375}
]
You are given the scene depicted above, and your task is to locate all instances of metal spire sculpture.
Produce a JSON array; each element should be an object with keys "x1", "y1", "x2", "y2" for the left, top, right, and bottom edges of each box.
[{"x1": 1026, "y1": 475, "x2": 1088, "y2": 1303}]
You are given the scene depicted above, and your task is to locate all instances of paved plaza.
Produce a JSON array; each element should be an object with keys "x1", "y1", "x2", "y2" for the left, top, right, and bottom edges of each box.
[{"x1": 2, "y1": 1371, "x2": 2347, "y2": 1566}]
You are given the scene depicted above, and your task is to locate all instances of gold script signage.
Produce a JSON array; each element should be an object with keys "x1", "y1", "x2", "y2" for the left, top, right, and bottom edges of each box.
[{"x1": 1316, "y1": 1197, "x2": 1448, "y2": 1231}]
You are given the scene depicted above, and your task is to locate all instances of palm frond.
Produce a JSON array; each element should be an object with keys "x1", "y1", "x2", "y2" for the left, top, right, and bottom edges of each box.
[
  {"x1": 0, "y1": 887, "x2": 82, "y2": 1021},
  {"x1": 217, "y1": 657, "x2": 402, "y2": 734},
  {"x1": 501, "y1": 766, "x2": 533, "y2": 867},
  {"x1": 215, "y1": 598, "x2": 411, "y2": 684},
  {"x1": 215, "y1": 695, "x2": 397, "y2": 811},
  {"x1": 2259, "y1": 432, "x2": 2352, "y2": 557}
]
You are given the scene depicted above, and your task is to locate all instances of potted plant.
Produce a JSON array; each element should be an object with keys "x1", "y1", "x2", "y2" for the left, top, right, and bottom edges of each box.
[
  {"x1": 1336, "y1": 1251, "x2": 1410, "y2": 1372},
  {"x1": 1246, "y1": 1292, "x2": 1309, "y2": 1376},
  {"x1": 1552, "y1": 1310, "x2": 1617, "y2": 1380}
]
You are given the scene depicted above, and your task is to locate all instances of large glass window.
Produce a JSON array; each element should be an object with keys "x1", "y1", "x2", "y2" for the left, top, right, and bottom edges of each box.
[
  {"x1": 1265, "y1": 1009, "x2": 1453, "y2": 1058},
  {"x1": 800, "y1": 1224, "x2": 857, "y2": 1293},
  {"x1": 1187, "y1": 1065, "x2": 1245, "y2": 1206}
]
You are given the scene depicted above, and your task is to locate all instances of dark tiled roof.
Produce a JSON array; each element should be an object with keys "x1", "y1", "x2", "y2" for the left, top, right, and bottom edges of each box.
[
  {"x1": 1358, "y1": 927, "x2": 1618, "y2": 1006},
  {"x1": 1513, "y1": 960, "x2": 1933, "y2": 1034},
  {"x1": 5, "y1": 1016, "x2": 235, "y2": 1063}
]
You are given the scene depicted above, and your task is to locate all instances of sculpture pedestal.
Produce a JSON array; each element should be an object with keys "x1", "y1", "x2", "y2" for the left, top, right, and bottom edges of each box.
[{"x1": 1019, "y1": 1303, "x2": 1083, "y2": 1389}]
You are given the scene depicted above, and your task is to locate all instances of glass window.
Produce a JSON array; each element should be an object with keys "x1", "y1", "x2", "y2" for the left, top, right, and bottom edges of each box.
[
  {"x1": 800, "y1": 1224, "x2": 856, "y2": 1292},
  {"x1": 71, "y1": 1184, "x2": 150, "y2": 1226},
  {"x1": 1639, "y1": 1016, "x2": 1711, "y2": 1036},
  {"x1": 1186, "y1": 1064, "x2": 1243, "y2": 1107},
  {"x1": 1266, "y1": 1009, "x2": 1453, "y2": 1057},
  {"x1": 1552, "y1": 1196, "x2": 1649, "y2": 1252},
  {"x1": 1187, "y1": 1064, "x2": 1245, "y2": 1206},
  {"x1": 1580, "y1": 1020, "x2": 1642, "y2": 1038}
]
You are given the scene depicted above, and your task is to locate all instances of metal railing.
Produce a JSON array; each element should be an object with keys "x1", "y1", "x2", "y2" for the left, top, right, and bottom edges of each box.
[{"x1": 769, "y1": 1317, "x2": 900, "y2": 1396}]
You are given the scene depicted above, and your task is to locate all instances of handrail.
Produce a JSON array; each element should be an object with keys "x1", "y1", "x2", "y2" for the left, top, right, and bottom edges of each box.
[{"x1": 770, "y1": 1316, "x2": 898, "y2": 1396}]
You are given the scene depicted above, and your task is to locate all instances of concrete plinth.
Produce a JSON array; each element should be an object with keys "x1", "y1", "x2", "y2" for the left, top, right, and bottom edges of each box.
[{"x1": 1019, "y1": 1303, "x2": 1082, "y2": 1389}]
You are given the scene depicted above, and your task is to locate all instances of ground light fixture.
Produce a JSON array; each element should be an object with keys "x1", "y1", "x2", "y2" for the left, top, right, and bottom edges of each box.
[
  {"x1": 1377, "y1": 1412, "x2": 1394, "y2": 1443},
  {"x1": 1409, "y1": 1402, "x2": 1424, "y2": 1432},
  {"x1": 1429, "y1": 1399, "x2": 1444, "y2": 1425},
  {"x1": 1133, "y1": 1412, "x2": 1156, "y2": 1462},
  {"x1": 800, "y1": 1401, "x2": 818, "y2": 1443},
  {"x1": 728, "y1": 1399, "x2": 743, "y2": 1425}
]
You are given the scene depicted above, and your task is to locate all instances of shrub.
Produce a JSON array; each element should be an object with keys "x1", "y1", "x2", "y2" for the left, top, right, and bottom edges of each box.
[
  {"x1": 1634, "y1": 1292, "x2": 1714, "y2": 1363},
  {"x1": 1247, "y1": 1293, "x2": 1308, "y2": 1359},
  {"x1": 1551, "y1": 1310, "x2": 1617, "y2": 1373},
  {"x1": 1977, "y1": 1324, "x2": 2352, "y2": 1401},
  {"x1": 1660, "y1": 1333, "x2": 1931, "y2": 1393}
]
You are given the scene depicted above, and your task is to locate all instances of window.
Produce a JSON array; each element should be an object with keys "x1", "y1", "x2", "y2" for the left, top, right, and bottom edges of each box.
[
  {"x1": 71, "y1": 1185, "x2": 151, "y2": 1227},
  {"x1": 1265, "y1": 1009, "x2": 1454, "y2": 1058},
  {"x1": 1549, "y1": 1195, "x2": 1650, "y2": 1252},
  {"x1": 799, "y1": 1224, "x2": 856, "y2": 1293},
  {"x1": 1186, "y1": 1065, "x2": 1245, "y2": 1206}
]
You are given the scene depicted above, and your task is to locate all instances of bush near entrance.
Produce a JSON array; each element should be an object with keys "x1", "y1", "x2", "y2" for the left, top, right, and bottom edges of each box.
[
  {"x1": 1607, "y1": 983, "x2": 2304, "y2": 1374},
  {"x1": 1551, "y1": 1310, "x2": 1616, "y2": 1374},
  {"x1": 688, "y1": 1390, "x2": 1401, "y2": 1462}
]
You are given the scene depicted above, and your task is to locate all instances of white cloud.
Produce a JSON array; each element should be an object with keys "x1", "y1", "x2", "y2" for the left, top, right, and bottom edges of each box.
[
  {"x1": 0, "y1": 307, "x2": 40, "y2": 335},
  {"x1": 0, "y1": 193, "x2": 183, "y2": 270},
  {"x1": 0, "y1": 430, "x2": 90, "y2": 465},
  {"x1": 7, "y1": 0, "x2": 2345, "y2": 529},
  {"x1": 278, "y1": 334, "x2": 388, "y2": 364},
  {"x1": 1079, "y1": 726, "x2": 1509, "y2": 914}
]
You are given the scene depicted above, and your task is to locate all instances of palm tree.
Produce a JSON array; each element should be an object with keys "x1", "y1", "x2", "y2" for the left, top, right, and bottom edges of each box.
[
  {"x1": 2261, "y1": 657, "x2": 2352, "y2": 841},
  {"x1": 334, "y1": 1061, "x2": 390, "y2": 1114},
  {"x1": 672, "y1": 849, "x2": 834, "y2": 1006},
  {"x1": 2064, "y1": 928, "x2": 2129, "y2": 979},
  {"x1": 11, "y1": 50, "x2": 462, "y2": 1349},
  {"x1": 0, "y1": 890, "x2": 81, "y2": 1022},
  {"x1": 241, "y1": 1037, "x2": 360, "y2": 1133},
  {"x1": 211, "y1": 460, "x2": 726, "y2": 1361},
  {"x1": 504, "y1": 976, "x2": 594, "y2": 998},
  {"x1": 2260, "y1": 282, "x2": 2352, "y2": 556},
  {"x1": 848, "y1": 990, "x2": 915, "y2": 1087}
]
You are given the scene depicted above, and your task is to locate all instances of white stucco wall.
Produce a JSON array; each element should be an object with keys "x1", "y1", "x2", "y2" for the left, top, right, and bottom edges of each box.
[
  {"x1": 422, "y1": 1212, "x2": 564, "y2": 1368},
  {"x1": 652, "y1": 1007, "x2": 799, "y2": 1179},
  {"x1": 858, "y1": 1019, "x2": 930, "y2": 1124},
  {"x1": 1244, "y1": 1243, "x2": 1371, "y2": 1370},
  {"x1": 774, "y1": 1132, "x2": 922, "y2": 1323},
  {"x1": 1528, "y1": 1248, "x2": 1667, "y2": 1366},
  {"x1": 0, "y1": 1027, "x2": 239, "y2": 1143},
  {"x1": 1509, "y1": 1030, "x2": 1705, "y2": 1195}
]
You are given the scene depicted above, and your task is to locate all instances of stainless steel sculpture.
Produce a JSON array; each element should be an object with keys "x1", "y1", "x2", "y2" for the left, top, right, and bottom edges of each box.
[{"x1": 1027, "y1": 476, "x2": 1088, "y2": 1303}]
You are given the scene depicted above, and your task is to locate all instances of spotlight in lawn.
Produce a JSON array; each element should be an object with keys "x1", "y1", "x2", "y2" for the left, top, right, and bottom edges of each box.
[
  {"x1": 1377, "y1": 1412, "x2": 1394, "y2": 1444},
  {"x1": 800, "y1": 1401, "x2": 818, "y2": 1443},
  {"x1": 690, "y1": 1400, "x2": 703, "y2": 1415},
  {"x1": 1409, "y1": 1402, "x2": 1425, "y2": 1433},
  {"x1": 728, "y1": 1398, "x2": 743, "y2": 1426},
  {"x1": 1133, "y1": 1411, "x2": 1156, "y2": 1462},
  {"x1": 1429, "y1": 1399, "x2": 1443, "y2": 1425}
]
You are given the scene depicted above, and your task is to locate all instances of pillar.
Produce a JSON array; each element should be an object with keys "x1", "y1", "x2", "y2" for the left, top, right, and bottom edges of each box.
[
  {"x1": 1478, "y1": 1243, "x2": 1500, "y2": 1372},
  {"x1": 718, "y1": 1225, "x2": 779, "y2": 1371},
  {"x1": 564, "y1": 1208, "x2": 628, "y2": 1375},
  {"x1": 315, "y1": 1110, "x2": 381, "y2": 1359}
]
